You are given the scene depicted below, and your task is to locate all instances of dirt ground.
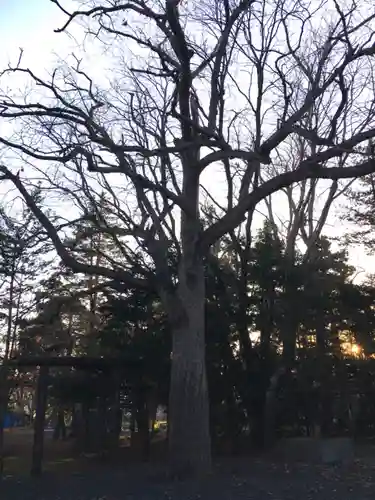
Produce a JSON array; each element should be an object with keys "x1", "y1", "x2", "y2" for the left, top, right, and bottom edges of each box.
[
  {"x1": 1, "y1": 427, "x2": 119, "y2": 476},
  {"x1": 1, "y1": 429, "x2": 375, "y2": 500}
]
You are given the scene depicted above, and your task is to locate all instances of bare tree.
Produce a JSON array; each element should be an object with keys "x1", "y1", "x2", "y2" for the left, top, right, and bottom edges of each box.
[{"x1": 1, "y1": 0, "x2": 375, "y2": 474}]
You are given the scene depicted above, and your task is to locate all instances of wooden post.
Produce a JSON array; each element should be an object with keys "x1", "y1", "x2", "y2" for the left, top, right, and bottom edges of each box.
[{"x1": 31, "y1": 365, "x2": 49, "y2": 477}]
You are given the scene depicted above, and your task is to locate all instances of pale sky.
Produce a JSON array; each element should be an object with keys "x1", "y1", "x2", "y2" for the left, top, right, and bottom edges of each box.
[
  {"x1": 0, "y1": 0, "x2": 78, "y2": 70},
  {"x1": 0, "y1": 0, "x2": 62, "y2": 58},
  {"x1": 0, "y1": 0, "x2": 375, "y2": 281}
]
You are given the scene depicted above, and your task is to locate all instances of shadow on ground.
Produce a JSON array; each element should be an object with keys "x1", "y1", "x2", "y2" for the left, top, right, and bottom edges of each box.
[{"x1": 2, "y1": 429, "x2": 375, "y2": 500}]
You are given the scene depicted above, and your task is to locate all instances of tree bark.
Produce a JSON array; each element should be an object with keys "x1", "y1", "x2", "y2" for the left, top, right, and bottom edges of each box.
[
  {"x1": 263, "y1": 365, "x2": 286, "y2": 447},
  {"x1": 0, "y1": 268, "x2": 16, "y2": 476},
  {"x1": 315, "y1": 317, "x2": 332, "y2": 437},
  {"x1": 53, "y1": 408, "x2": 66, "y2": 441},
  {"x1": 168, "y1": 263, "x2": 211, "y2": 477},
  {"x1": 108, "y1": 377, "x2": 122, "y2": 450},
  {"x1": 96, "y1": 395, "x2": 107, "y2": 453},
  {"x1": 263, "y1": 285, "x2": 298, "y2": 447},
  {"x1": 0, "y1": 364, "x2": 9, "y2": 477},
  {"x1": 132, "y1": 384, "x2": 151, "y2": 461},
  {"x1": 237, "y1": 271, "x2": 253, "y2": 371},
  {"x1": 31, "y1": 365, "x2": 49, "y2": 477}
]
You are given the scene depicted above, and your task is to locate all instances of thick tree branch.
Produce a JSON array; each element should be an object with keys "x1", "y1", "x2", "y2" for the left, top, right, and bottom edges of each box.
[
  {"x1": 0, "y1": 135, "x2": 194, "y2": 216},
  {"x1": 199, "y1": 159, "x2": 375, "y2": 250},
  {"x1": 300, "y1": 128, "x2": 375, "y2": 166},
  {"x1": 259, "y1": 44, "x2": 375, "y2": 157},
  {"x1": 197, "y1": 148, "x2": 269, "y2": 172},
  {"x1": 0, "y1": 165, "x2": 151, "y2": 290}
]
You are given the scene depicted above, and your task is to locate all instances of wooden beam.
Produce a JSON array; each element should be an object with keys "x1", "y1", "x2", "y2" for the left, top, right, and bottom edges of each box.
[{"x1": 9, "y1": 355, "x2": 143, "y2": 370}]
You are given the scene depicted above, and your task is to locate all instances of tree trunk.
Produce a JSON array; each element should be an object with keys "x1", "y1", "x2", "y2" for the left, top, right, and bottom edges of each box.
[
  {"x1": 79, "y1": 402, "x2": 90, "y2": 452},
  {"x1": 316, "y1": 318, "x2": 332, "y2": 437},
  {"x1": 168, "y1": 263, "x2": 211, "y2": 477},
  {"x1": 0, "y1": 269, "x2": 16, "y2": 476},
  {"x1": 0, "y1": 364, "x2": 9, "y2": 476},
  {"x1": 31, "y1": 365, "x2": 49, "y2": 477},
  {"x1": 72, "y1": 403, "x2": 88, "y2": 451},
  {"x1": 53, "y1": 408, "x2": 66, "y2": 441},
  {"x1": 108, "y1": 392, "x2": 122, "y2": 450},
  {"x1": 96, "y1": 395, "x2": 107, "y2": 453},
  {"x1": 252, "y1": 291, "x2": 275, "y2": 446},
  {"x1": 70, "y1": 405, "x2": 78, "y2": 437},
  {"x1": 237, "y1": 272, "x2": 252, "y2": 372},
  {"x1": 264, "y1": 364, "x2": 289, "y2": 444},
  {"x1": 135, "y1": 403, "x2": 150, "y2": 461},
  {"x1": 263, "y1": 311, "x2": 298, "y2": 448},
  {"x1": 111, "y1": 370, "x2": 123, "y2": 448}
]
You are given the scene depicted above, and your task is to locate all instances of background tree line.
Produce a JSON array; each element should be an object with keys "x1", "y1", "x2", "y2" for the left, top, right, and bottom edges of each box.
[{"x1": 1, "y1": 187, "x2": 375, "y2": 461}]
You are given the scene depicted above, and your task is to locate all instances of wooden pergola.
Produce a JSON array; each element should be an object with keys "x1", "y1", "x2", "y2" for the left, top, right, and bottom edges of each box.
[{"x1": 7, "y1": 355, "x2": 143, "y2": 476}]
